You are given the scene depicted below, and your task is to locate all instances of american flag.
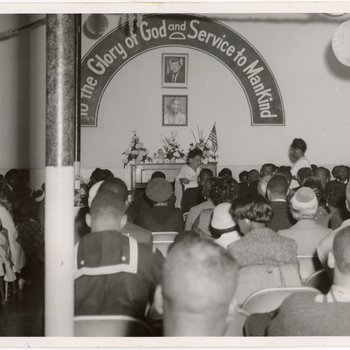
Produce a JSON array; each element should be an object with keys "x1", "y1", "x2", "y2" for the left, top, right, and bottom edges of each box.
[{"x1": 206, "y1": 123, "x2": 218, "y2": 153}]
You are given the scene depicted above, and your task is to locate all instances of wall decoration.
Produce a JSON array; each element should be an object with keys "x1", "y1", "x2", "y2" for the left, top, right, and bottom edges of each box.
[
  {"x1": 162, "y1": 53, "x2": 188, "y2": 88},
  {"x1": 162, "y1": 95, "x2": 188, "y2": 126},
  {"x1": 80, "y1": 14, "x2": 284, "y2": 126}
]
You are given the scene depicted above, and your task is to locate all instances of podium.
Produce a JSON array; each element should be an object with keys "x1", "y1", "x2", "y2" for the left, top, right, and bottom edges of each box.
[{"x1": 130, "y1": 162, "x2": 217, "y2": 191}]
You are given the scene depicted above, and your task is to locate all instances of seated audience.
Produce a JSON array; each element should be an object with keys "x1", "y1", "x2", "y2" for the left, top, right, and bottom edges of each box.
[
  {"x1": 318, "y1": 181, "x2": 350, "y2": 266},
  {"x1": 87, "y1": 178, "x2": 153, "y2": 244},
  {"x1": 315, "y1": 166, "x2": 330, "y2": 190},
  {"x1": 74, "y1": 191, "x2": 163, "y2": 317},
  {"x1": 185, "y1": 176, "x2": 216, "y2": 231},
  {"x1": 228, "y1": 193, "x2": 301, "y2": 305},
  {"x1": 257, "y1": 175, "x2": 272, "y2": 198},
  {"x1": 294, "y1": 167, "x2": 312, "y2": 190},
  {"x1": 218, "y1": 168, "x2": 233, "y2": 179},
  {"x1": 266, "y1": 175, "x2": 294, "y2": 231},
  {"x1": 276, "y1": 166, "x2": 294, "y2": 201},
  {"x1": 156, "y1": 234, "x2": 238, "y2": 336},
  {"x1": 278, "y1": 187, "x2": 331, "y2": 256},
  {"x1": 138, "y1": 178, "x2": 184, "y2": 232},
  {"x1": 181, "y1": 168, "x2": 213, "y2": 214},
  {"x1": 332, "y1": 165, "x2": 349, "y2": 184},
  {"x1": 248, "y1": 169, "x2": 260, "y2": 192},
  {"x1": 174, "y1": 148, "x2": 203, "y2": 209},
  {"x1": 289, "y1": 138, "x2": 310, "y2": 189},
  {"x1": 238, "y1": 170, "x2": 250, "y2": 196},
  {"x1": 192, "y1": 176, "x2": 239, "y2": 240},
  {"x1": 260, "y1": 163, "x2": 276, "y2": 178},
  {"x1": 87, "y1": 167, "x2": 114, "y2": 189},
  {"x1": 209, "y1": 203, "x2": 241, "y2": 248},
  {"x1": 245, "y1": 226, "x2": 350, "y2": 336}
]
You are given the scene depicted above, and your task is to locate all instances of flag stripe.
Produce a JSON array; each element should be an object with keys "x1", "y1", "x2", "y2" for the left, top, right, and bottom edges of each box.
[{"x1": 207, "y1": 124, "x2": 218, "y2": 152}]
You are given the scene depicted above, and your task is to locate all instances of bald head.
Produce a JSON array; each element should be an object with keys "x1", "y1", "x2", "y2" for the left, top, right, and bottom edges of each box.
[
  {"x1": 98, "y1": 177, "x2": 128, "y2": 202},
  {"x1": 333, "y1": 226, "x2": 350, "y2": 275},
  {"x1": 162, "y1": 235, "x2": 237, "y2": 336}
]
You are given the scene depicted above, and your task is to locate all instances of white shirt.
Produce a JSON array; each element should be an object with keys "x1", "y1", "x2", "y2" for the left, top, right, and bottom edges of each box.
[
  {"x1": 291, "y1": 156, "x2": 310, "y2": 188},
  {"x1": 215, "y1": 230, "x2": 241, "y2": 249}
]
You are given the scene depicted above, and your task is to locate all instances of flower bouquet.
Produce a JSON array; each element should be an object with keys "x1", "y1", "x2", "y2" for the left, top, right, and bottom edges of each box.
[
  {"x1": 189, "y1": 129, "x2": 218, "y2": 162},
  {"x1": 162, "y1": 132, "x2": 186, "y2": 162},
  {"x1": 122, "y1": 131, "x2": 152, "y2": 167}
]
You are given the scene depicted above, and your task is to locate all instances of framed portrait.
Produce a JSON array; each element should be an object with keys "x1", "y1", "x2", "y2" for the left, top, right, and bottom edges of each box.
[
  {"x1": 162, "y1": 53, "x2": 188, "y2": 88},
  {"x1": 162, "y1": 95, "x2": 188, "y2": 126}
]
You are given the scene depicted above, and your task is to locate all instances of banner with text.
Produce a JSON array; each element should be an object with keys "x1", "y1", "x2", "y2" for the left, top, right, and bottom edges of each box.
[{"x1": 81, "y1": 14, "x2": 285, "y2": 126}]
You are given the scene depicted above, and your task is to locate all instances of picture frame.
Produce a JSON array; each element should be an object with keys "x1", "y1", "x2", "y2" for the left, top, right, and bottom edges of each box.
[
  {"x1": 162, "y1": 53, "x2": 188, "y2": 88},
  {"x1": 162, "y1": 95, "x2": 188, "y2": 126}
]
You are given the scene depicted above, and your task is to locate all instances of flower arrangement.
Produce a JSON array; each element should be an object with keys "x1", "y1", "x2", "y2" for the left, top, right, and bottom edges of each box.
[
  {"x1": 188, "y1": 129, "x2": 218, "y2": 162},
  {"x1": 162, "y1": 132, "x2": 186, "y2": 161},
  {"x1": 122, "y1": 131, "x2": 152, "y2": 167}
]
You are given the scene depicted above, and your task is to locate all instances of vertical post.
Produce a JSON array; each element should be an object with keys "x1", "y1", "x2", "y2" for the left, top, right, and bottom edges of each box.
[{"x1": 45, "y1": 14, "x2": 76, "y2": 336}]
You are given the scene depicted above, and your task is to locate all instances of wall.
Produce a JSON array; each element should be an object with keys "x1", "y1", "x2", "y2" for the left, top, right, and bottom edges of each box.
[{"x1": 80, "y1": 14, "x2": 350, "y2": 182}]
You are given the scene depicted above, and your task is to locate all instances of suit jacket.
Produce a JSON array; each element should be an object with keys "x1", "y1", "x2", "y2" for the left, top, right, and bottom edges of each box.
[
  {"x1": 165, "y1": 70, "x2": 185, "y2": 83},
  {"x1": 181, "y1": 186, "x2": 204, "y2": 214},
  {"x1": 267, "y1": 200, "x2": 295, "y2": 232}
]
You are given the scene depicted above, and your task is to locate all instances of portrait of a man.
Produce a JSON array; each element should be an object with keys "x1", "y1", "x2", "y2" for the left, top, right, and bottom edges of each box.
[
  {"x1": 163, "y1": 95, "x2": 188, "y2": 126},
  {"x1": 162, "y1": 54, "x2": 188, "y2": 88}
]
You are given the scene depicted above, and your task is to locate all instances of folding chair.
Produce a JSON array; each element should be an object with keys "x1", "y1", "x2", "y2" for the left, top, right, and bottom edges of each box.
[
  {"x1": 305, "y1": 269, "x2": 331, "y2": 294},
  {"x1": 74, "y1": 315, "x2": 152, "y2": 337},
  {"x1": 152, "y1": 231, "x2": 178, "y2": 257},
  {"x1": 242, "y1": 286, "x2": 319, "y2": 314},
  {"x1": 297, "y1": 255, "x2": 323, "y2": 282}
]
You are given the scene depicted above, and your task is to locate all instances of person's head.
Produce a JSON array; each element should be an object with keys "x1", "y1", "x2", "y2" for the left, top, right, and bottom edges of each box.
[
  {"x1": 315, "y1": 166, "x2": 330, "y2": 190},
  {"x1": 266, "y1": 175, "x2": 288, "y2": 201},
  {"x1": 218, "y1": 168, "x2": 232, "y2": 179},
  {"x1": 145, "y1": 178, "x2": 173, "y2": 205},
  {"x1": 86, "y1": 191, "x2": 127, "y2": 232},
  {"x1": 248, "y1": 169, "x2": 260, "y2": 183},
  {"x1": 186, "y1": 148, "x2": 203, "y2": 171},
  {"x1": 310, "y1": 164, "x2": 318, "y2": 176},
  {"x1": 231, "y1": 193, "x2": 273, "y2": 234},
  {"x1": 290, "y1": 187, "x2": 318, "y2": 221},
  {"x1": 297, "y1": 167, "x2": 312, "y2": 187},
  {"x1": 333, "y1": 165, "x2": 350, "y2": 184},
  {"x1": 210, "y1": 176, "x2": 240, "y2": 206},
  {"x1": 158, "y1": 234, "x2": 238, "y2": 336},
  {"x1": 198, "y1": 168, "x2": 213, "y2": 187},
  {"x1": 151, "y1": 171, "x2": 166, "y2": 180},
  {"x1": 325, "y1": 180, "x2": 346, "y2": 209},
  {"x1": 260, "y1": 163, "x2": 276, "y2": 178},
  {"x1": 238, "y1": 171, "x2": 249, "y2": 183},
  {"x1": 210, "y1": 203, "x2": 237, "y2": 239},
  {"x1": 303, "y1": 176, "x2": 324, "y2": 204},
  {"x1": 168, "y1": 98, "x2": 181, "y2": 114},
  {"x1": 88, "y1": 168, "x2": 114, "y2": 188},
  {"x1": 257, "y1": 175, "x2": 272, "y2": 198},
  {"x1": 201, "y1": 176, "x2": 217, "y2": 199},
  {"x1": 276, "y1": 166, "x2": 292, "y2": 187},
  {"x1": 98, "y1": 177, "x2": 128, "y2": 203},
  {"x1": 168, "y1": 57, "x2": 182, "y2": 74},
  {"x1": 289, "y1": 138, "x2": 307, "y2": 163},
  {"x1": 328, "y1": 226, "x2": 350, "y2": 286}
]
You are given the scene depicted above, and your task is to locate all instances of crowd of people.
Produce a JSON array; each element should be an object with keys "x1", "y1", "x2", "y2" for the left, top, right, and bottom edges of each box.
[{"x1": 73, "y1": 138, "x2": 350, "y2": 336}]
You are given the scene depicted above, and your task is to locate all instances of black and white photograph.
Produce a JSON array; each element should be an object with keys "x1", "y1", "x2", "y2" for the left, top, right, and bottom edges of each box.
[
  {"x1": 162, "y1": 53, "x2": 188, "y2": 88},
  {"x1": 162, "y1": 95, "x2": 188, "y2": 126},
  {"x1": 1, "y1": 7, "x2": 350, "y2": 345}
]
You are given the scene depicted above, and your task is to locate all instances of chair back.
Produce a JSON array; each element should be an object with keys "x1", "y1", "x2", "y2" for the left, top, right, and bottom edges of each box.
[
  {"x1": 297, "y1": 255, "x2": 323, "y2": 281},
  {"x1": 242, "y1": 286, "x2": 319, "y2": 314},
  {"x1": 224, "y1": 308, "x2": 249, "y2": 336},
  {"x1": 74, "y1": 315, "x2": 152, "y2": 337},
  {"x1": 152, "y1": 231, "x2": 178, "y2": 257},
  {"x1": 305, "y1": 269, "x2": 331, "y2": 294}
]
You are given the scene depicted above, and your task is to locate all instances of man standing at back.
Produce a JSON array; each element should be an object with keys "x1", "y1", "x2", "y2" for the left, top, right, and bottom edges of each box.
[
  {"x1": 266, "y1": 175, "x2": 294, "y2": 232},
  {"x1": 74, "y1": 191, "x2": 163, "y2": 318}
]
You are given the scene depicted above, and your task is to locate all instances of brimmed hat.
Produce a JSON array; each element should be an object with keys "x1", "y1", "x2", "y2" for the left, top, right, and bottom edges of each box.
[
  {"x1": 211, "y1": 203, "x2": 236, "y2": 230},
  {"x1": 291, "y1": 187, "x2": 318, "y2": 214},
  {"x1": 146, "y1": 178, "x2": 173, "y2": 202}
]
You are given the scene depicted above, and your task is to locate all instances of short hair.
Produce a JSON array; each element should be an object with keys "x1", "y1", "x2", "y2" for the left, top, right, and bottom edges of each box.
[
  {"x1": 303, "y1": 176, "x2": 324, "y2": 203},
  {"x1": 333, "y1": 165, "x2": 350, "y2": 181},
  {"x1": 169, "y1": 57, "x2": 182, "y2": 66},
  {"x1": 297, "y1": 167, "x2": 313, "y2": 185},
  {"x1": 291, "y1": 138, "x2": 307, "y2": 153},
  {"x1": 316, "y1": 167, "x2": 330, "y2": 180},
  {"x1": 90, "y1": 191, "x2": 126, "y2": 223},
  {"x1": 333, "y1": 226, "x2": 350, "y2": 274},
  {"x1": 187, "y1": 148, "x2": 203, "y2": 162},
  {"x1": 260, "y1": 163, "x2": 276, "y2": 177},
  {"x1": 202, "y1": 176, "x2": 217, "y2": 199},
  {"x1": 248, "y1": 169, "x2": 260, "y2": 182},
  {"x1": 239, "y1": 171, "x2": 249, "y2": 182},
  {"x1": 98, "y1": 177, "x2": 128, "y2": 202},
  {"x1": 267, "y1": 175, "x2": 288, "y2": 196},
  {"x1": 199, "y1": 168, "x2": 214, "y2": 180},
  {"x1": 231, "y1": 192, "x2": 273, "y2": 224},
  {"x1": 210, "y1": 177, "x2": 240, "y2": 205},
  {"x1": 325, "y1": 181, "x2": 346, "y2": 208},
  {"x1": 218, "y1": 168, "x2": 232, "y2": 178},
  {"x1": 163, "y1": 234, "x2": 237, "y2": 313},
  {"x1": 89, "y1": 168, "x2": 114, "y2": 188},
  {"x1": 276, "y1": 167, "x2": 292, "y2": 185},
  {"x1": 151, "y1": 171, "x2": 166, "y2": 180}
]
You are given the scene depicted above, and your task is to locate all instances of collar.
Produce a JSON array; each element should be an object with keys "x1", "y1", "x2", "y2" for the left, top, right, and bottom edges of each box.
[{"x1": 271, "y1": 199, "x2": 286, "y2": 203}]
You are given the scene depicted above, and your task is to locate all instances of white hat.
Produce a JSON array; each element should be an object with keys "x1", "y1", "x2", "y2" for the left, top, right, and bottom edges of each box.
[
  {"x1": 211, "y1": 203, "x2": 236, "y2": 230},
  {"x1": 291, "y1": 187, "x2": 318, "y2": 214},
  {"x1": 88, "y1": 180, "x2": 104, "y2": 208}
]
